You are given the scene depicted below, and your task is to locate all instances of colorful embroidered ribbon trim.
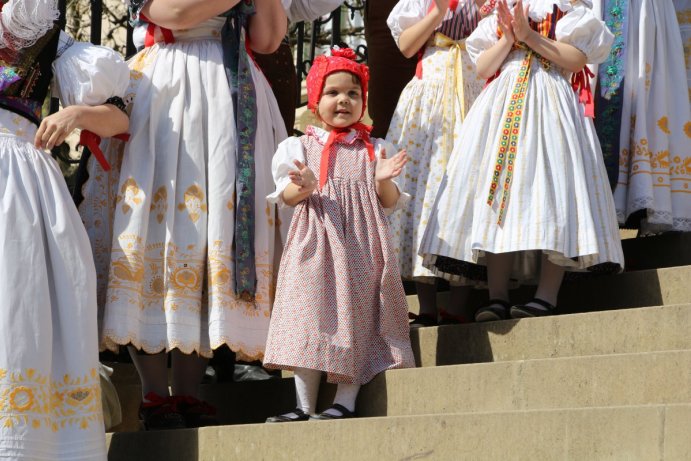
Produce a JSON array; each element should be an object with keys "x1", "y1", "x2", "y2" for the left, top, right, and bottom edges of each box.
[
  {"x1": 319, "y1": 122, "x2": 375, "y2": 190},
  {"x1": 486, "y1": 48, "x2": 535, "y2": 225},
  {"x1": 479, "y1": 0, "x2": 498, "y2": 17},
  {"x1": 222, "y1": 1, "x2": 259, "y2": 300}
]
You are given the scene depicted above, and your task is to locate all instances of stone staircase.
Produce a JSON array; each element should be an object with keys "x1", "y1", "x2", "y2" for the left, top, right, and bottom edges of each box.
[{"x1": 105, "y1": 234, "x2": 691, "y2": 460}]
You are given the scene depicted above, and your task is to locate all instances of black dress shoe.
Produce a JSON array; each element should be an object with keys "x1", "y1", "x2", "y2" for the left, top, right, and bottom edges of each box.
[
  {"x1": 311, "y1": 404, "x2": 356, "y2": 420},
  {"x1": 474, "y1": 299, "x2": 511, "y2": 322},
  {"x1": 510, "y1": 298, "x2": 557, "y2": 318},
  {"x1": 266, "y1": 408, "x2": 311, "y2": 423}
]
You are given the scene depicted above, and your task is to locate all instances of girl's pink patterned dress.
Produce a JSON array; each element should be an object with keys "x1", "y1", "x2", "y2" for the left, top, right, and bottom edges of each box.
[{"x1": 264, "y1": 127, "x2": 415, "y2": 385}]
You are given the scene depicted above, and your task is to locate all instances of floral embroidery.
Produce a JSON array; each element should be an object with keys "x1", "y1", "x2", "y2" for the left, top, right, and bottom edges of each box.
[
  {"x1": 657, "y1": 116, "x2": 671, "y2": 134},
  {"x1": 116, "y1": 177, "x2": 143, "y2": 214},
  {"x1": 684, "y1": 121, "x2": 691, "y2": 138},
  {"x1": 104, "y1": 239, "x2": 275, "y2": 360},
  {"x1": 0, "y1": 368, "x2": 102, "y2": 431},
  {"x1": 151, "y1": 185, "x2": 168, "y2": 223},
  {"x1": 177, "y1": 184, "x2": 207, "y2": 223}
]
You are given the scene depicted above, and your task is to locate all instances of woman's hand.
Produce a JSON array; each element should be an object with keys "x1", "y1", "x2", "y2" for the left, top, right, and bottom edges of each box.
[
  {"x1": 375, "y1": 148, "x2": 408, "y2": 182},
  {"x1": 511, "y1": 0, "x2": 534, "y2": 43},
  {"x1": 288, "y1": 159, "x2": 318, "y2": 193},
  {"x1": 34, "y1": 106, "x2": 81, "y2": 150},
  {"x1": 497, "y1": 0, "x2": 515, "y2": 43}
]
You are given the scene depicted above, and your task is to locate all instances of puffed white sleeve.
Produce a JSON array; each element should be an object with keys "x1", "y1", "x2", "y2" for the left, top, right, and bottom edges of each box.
[
  {"x1": 267, "y1": 136, "x2": 306, "y2": 207},
  {"x1": 374, "y1": 139, "x2": 411, "y2": 215},
  {"x1": 286, "y1": 0, "x2": 343, "y2": 22},
  {"x1": 52, "y1": 31, "x2": 129, "y2": 107},
  {"x1": 466, "y1": 13, "x2": 499, "y2": 63},
  {"x1": 387, "y1": 0, "x2": 430, "y2": 47},
  {"x1": 555, "y1": 2, "x2": 614, "y2": 64}
]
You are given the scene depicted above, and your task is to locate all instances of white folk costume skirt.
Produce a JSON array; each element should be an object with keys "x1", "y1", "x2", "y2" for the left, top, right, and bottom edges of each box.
[
  {"x1": 419, "y1": 51, "x2": 625, "y2": 284},
  {"x1": 614, "y1": 0, "x2": 691, "y2": 233},
  {"x1": 79, "y1": 19, "x2": 287, "y2": 360},
  {"x1": 0, "y1": 112, "x2": 106, "y2": 460},
  {"x1": 386, "y1": 34, "x2": 486, "y2": 281}
]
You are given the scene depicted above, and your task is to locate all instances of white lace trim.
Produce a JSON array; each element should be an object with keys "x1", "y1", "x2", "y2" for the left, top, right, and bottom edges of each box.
[
  {"x1": 0, "y1": 0, "x2": 59, "y2": 50},
  {"x1": 616, "y1": 195, "x2": 691, "y2": 233}
]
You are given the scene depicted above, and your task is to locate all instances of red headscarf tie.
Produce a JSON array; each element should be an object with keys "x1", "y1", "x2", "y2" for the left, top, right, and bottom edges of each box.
[{"x1": 319, "y1": 122, "x2": 375, "y2": 190}]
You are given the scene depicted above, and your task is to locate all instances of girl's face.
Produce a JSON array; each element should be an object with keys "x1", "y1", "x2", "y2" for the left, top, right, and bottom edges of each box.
[{"x1": 317, "y1": 72, "x2": 363, "y2": 130}]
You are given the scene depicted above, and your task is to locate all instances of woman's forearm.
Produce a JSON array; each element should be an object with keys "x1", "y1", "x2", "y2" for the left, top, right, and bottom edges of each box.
[
  {"x1": 523, "y1": 30, "x2": 587, "y2": 73},
  {"x1": 475, "y1": 34, "x2": 513, "y2": 79},
  {"x1": 397, "y1": 6, "x2": 447, "y2": 58},
  {"x1": 141, "y1": 0, "x2": 240, "y2": 29},
  {"x1": 75, "y1": 105, "x2": 129, "y2": 137},
  {"x1": 248, "y1": 0, "x2": 288, "y2": 54}
]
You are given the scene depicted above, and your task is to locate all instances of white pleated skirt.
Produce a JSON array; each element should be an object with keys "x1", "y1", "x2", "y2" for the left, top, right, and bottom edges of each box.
[
  {"x1": 79, "y1": 21, "x2": 287, "y2": 360},
  {"x1": 419, "y1": 52, "x2": 625, "y2": 284},
  {"x1": 0, "y1": 111, "x2": 106, "y2": 460}
]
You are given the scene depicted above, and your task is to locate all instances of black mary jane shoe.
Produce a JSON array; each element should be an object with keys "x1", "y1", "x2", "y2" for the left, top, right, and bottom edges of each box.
[
  {"x1": 266, "y1": 408, "x2": 311, "y2": 423},
  {"x1": 312, "y1": 404, "x2": 356, "y2": 420},
  {"x1": 474, "y1": 299, "x2": 511, "y2": 322},
  {"x1": 408, "y1": 312, "x2": 438, "y2": 328},
  {"x1": 510, "y1": 298, "x2": 557, "y2": 318}
]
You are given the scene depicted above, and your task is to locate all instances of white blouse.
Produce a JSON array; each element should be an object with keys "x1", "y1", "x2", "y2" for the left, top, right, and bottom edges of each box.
[
  {"x1": 267, "y1": 126, "x2": 410, "y2": 213},
  {"x1": 285, "y1": 0, "x2": 344, "y2": 22},
  {"x1": 387, "y1": 0, "x2": 489, "y2": 46},
  {"x1": 466, "y1": 0, "x2": 613, "y2": 64},
  {"x1": 51, "y1": 31, "x2": 130, "y2": 107}
]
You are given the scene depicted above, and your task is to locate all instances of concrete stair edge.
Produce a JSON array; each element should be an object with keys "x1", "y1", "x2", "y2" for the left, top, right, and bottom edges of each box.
[{"x1": 106, "y1": 403, "x2": 691, "y2": 461}]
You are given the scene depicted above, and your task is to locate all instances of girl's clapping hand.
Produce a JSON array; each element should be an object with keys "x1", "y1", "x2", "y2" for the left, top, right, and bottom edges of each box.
[
  {"x1": 497, "y1": 0, "x2": 516, "y2": 43},
  {"x1": 511, "y1": 0, "x2": 533, "y2": 43},
  {"x1": 289, "y1": 159, "x2": 318, "y2": 192},
  {"x1": 375, "y1": 148, "x2": 408, "y2": 182}
]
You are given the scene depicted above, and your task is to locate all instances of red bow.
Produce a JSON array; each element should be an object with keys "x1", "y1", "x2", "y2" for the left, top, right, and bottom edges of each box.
[
  {"x1": 571, "y1": 66, "x2": 595, "y2": 118},
  {"x1": 79, "y1": 130, "x2": 130, "y2": 171},
  {"x1": 319, "y1": 122, "x2": 375, "y2": 190},
  {"x1": 140, "y1": 13, "x2": 175, "y2": 48}
]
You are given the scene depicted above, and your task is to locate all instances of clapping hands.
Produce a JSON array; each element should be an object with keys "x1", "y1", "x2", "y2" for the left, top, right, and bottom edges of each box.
[
  {"x1": 289, "y1": 159, "x2": 318, "y2": 192},
  {"x1": 375, "y1": 148, "x2": 408, "y2": 182},
  {"x1": 497, "y1": 0, "x2": 533, "y2": 43}
]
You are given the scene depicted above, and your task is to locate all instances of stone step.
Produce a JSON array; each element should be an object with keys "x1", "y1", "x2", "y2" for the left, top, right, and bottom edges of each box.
[
  {"x1": 355, "y1": 349, "x2": 691, "y2": 418},
  {"x1": 110, "y1": 348, "x2": 691, "y2": 432},
  {"x1": 406, "y1": 265, "x2": 691, "y2": 316},
  {"x1": 411, "y1": 303, "x2": 691, "y2": 367},
  {"x1": 106, "y1": 404, "x2": 691, "y2": 460}
]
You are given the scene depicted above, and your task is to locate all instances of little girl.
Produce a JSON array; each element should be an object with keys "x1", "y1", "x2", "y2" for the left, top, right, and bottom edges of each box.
[
  {"x1": 0, "y1": 0, "x2": 129, "y2": 458},
  {"x1": 386, "y1": 0, "x2": 494, "y2": 326},
  {"x1": 263, "y1": 48, "x2": 415, "y2": 421},
  {"x1": 419, "y1": 0, "x2": 624, "y2": 321}
]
